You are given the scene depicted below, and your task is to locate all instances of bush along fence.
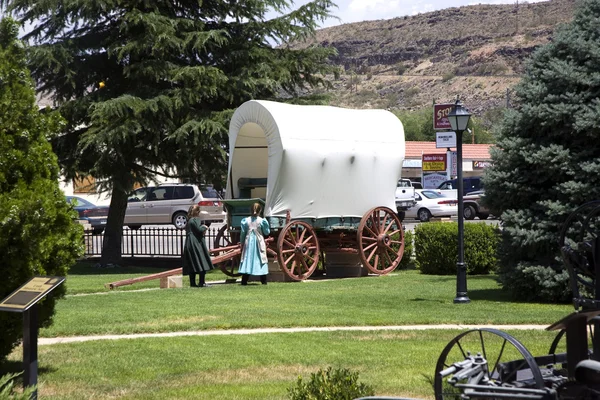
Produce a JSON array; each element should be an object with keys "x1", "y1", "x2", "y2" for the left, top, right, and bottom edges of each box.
[
  {"x1": 83, "y1": 226, "x2": 221, "y2": 257},
  {"x1": 414, "y1": 222, "x2": 501, "y2": 275}
]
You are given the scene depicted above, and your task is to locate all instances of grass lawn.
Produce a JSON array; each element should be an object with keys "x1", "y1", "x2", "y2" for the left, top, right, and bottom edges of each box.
[
  {"x1": 6, "y1": 329, "x2": 564, "y2": 400},
  {"x1": 46, "y1": 264, "x2": 571, "y2": 337},
  {"x1": 1, "y1": 263, "x2": 576, "y2": 399}
]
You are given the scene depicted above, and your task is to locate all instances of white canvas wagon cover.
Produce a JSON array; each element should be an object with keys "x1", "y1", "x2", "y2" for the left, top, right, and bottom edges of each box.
[{"x1": 226, "y1": 100, "x2": 405, "y2": 219}]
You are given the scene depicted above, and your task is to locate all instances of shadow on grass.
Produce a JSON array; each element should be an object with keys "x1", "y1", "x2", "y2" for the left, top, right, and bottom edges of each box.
[
  {"x1": 69, "y1": 261, "x2": 174, "y2": 276},
  {"x1": 0, "y1": 360, "x2": 55, "y2": 378}
]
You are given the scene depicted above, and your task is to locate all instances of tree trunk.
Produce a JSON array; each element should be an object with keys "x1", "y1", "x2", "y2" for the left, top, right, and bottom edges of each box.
[{"x1": 100, "y1": 182, "x2": 130, "y2": 266}]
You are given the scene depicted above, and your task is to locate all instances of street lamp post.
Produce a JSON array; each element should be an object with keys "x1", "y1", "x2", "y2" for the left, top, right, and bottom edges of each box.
[{"x1": 448, "y1": 98, "x2": 471, "y2": 304}]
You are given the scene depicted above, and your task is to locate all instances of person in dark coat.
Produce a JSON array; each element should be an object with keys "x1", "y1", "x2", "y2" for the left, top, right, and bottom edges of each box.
[{"x1": 182, "y1": 205, "x2": 214, "y2": 287}]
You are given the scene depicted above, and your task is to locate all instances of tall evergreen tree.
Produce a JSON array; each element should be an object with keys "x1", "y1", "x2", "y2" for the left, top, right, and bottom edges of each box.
[
  {"x1": 484, "y1": 0, "x2": 600, "y2": 301},
  {"x1": 0, "y1": 17, "x2": 83, "y2": 360},
  {"x1": 0, "y1": 0, "x2": 338, "y2": 265}
]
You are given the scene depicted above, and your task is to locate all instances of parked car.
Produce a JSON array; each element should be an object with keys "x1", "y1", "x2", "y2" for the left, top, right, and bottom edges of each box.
[
  {"x1": 395, "y1": 179, "x2": 417, "y2": 220},
  {"x1": 405, "y1": 189, "x2": 458, "y2": 222},
  {"x1": 124, "y1": 183, "x2": 226, "y2": 230},
  {"x1": 66, "y1": 196, "x2": 109, "y2": 234},
  {"x1": 462, "y1": 190, "x2": 491, "y2": 220},
  {"x1": 437, "y1": 177, "x2": 483, "y2": 196}
]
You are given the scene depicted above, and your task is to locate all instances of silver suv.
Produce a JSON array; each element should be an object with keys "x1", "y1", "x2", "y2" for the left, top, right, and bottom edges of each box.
[{"x1": 124, "y1": 183, "x2": 225, "y2": 229}]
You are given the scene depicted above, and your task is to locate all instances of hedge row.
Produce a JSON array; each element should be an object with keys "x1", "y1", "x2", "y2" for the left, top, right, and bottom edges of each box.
[{"x1": 411, "y1": 222, "x2": 500, "y2": 275}]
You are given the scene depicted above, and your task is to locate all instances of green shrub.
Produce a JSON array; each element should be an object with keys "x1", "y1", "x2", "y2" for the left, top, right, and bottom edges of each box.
[
  {"x1": 0, "y1": 373, "x2": 36, "y2": 399},
  {"x1": 415, "y1": 222, "x2": 500, "y2": 275},
  {"x1": 0, "y1": 18, "x2": 84, "y2": 361},
  {"x1": 288, "y1": 367, "x2": 374, "y2": 400},
  {"x1": 398, "y1": 230, "x2": 414, "y2": 270},
  {"x1": 442, "y1": 71, "x2": 455, "y2": 82}
]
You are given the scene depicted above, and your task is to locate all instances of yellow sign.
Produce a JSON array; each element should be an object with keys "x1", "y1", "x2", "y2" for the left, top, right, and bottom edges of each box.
[
  {"x1": 0, "y1": 276, "x2": 64, "y2": 312},
  {"x1": 423, "y1": 161, "x2": 446, "y2": 171}
]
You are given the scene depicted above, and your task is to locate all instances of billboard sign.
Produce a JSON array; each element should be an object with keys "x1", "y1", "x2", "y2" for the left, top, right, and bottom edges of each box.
[
  {"x1": 422, "y1": 153, "x2": 446, "y2": 171},
  {"x1": 436, "y1": 131, "x2": 456, "y2": 148},
  {"x1": 433, "y1": 103, "x2": 454, "y2": 130}
]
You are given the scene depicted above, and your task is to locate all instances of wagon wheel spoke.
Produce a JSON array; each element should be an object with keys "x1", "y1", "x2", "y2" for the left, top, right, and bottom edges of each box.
[
  {"x1": 380, "y1": 213, "x2": 389, "y2": 232},
  {"x1": 382, "y1": 248, "x2": 394, "y2": 268},
  {"x1": 301, "y1": 235, "x2": 315, "y2": 245},
  {"x1": 281, "y1": 249, "x2": 295, "y2": 254},
  {"x1": 299, "y1": 256, "x2": 310, "y2": 277},
  {"x1": 290, "y1": 259, "x2": 298, "y2": 275},
  {"x1": 299, "y1": 227, "x2": 307, "y2": 243},
  {"x1": 363, "y1": 224, "x2": 378, "y2": 238},
  {"x1": 363, "y1": 242, "x2": 377, "y2": 252},
  {"x1": 284, "y1": 253, "x2": 296, "y2": 265},
  {"x1": 283, "y1": 238, "x2": 296, "y2": 249},
  {"x1": 366, "y1": 245, "x2": 378, "y2": 264}
]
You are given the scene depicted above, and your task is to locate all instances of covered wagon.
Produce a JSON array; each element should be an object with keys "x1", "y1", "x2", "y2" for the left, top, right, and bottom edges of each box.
[{"x1": 213, "y1": 100, "x2": 408, "y2": 281}]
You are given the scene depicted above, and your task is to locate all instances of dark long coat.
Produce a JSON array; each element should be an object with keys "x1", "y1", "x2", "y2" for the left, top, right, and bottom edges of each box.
[{"x1": 182, "y1": 218, "x2": 214, "y2": 274}]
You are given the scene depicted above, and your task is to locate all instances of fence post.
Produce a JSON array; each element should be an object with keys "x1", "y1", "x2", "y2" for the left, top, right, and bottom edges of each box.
[{"x1": 129, "y1": 229, "x2": 134, "y2": 257}]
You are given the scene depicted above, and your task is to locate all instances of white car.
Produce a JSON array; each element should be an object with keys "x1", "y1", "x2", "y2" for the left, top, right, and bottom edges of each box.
[{"x1": 405, "y1": 189, "x2": 458, "y2": 222}]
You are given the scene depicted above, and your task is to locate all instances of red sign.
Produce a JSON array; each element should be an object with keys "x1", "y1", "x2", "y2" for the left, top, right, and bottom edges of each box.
[
  {"x1": 433, "y1": 103, "x2": 454, "y2": 130},
  {"x1": 422, "y1": 153, "x2": 447, "y2": 171}
]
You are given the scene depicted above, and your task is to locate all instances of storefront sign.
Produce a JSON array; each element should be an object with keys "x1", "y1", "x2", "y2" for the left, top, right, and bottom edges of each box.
[
  {"x1": 422, "y1": 153, "x2": 447, "y2": 171},
  {"x1": 473, "y1": 161, "x2": 491, "y2": 169},
  {"x1": 433, "y1": 103, "x2": 454, "y2": 130},
  {"x1": 423, "y1": 172, "x2": 448, "y2": 189}
]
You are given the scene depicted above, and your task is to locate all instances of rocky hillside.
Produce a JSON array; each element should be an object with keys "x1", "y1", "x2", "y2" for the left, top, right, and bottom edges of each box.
[{"x1": 293, "y1": 0, "x2": 577, "y2": 115}]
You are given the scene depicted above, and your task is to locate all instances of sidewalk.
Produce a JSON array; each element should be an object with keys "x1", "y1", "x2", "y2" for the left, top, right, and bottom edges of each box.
[{"x1": 39, "y1": 324, "x2": 549, "y2": 346}]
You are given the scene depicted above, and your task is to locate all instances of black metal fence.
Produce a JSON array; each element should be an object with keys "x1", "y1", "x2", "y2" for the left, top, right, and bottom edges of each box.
[{"x1": 83, "y1": 226, "x2": 221, "y2": 257}]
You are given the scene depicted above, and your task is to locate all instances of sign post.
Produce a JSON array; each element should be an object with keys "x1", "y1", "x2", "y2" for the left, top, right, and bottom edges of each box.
[{"x1": 0, "y1": 276, "x2": 65, "y2": 399}]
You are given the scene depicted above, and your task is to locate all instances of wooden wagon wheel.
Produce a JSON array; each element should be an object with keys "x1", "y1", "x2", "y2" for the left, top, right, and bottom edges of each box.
[
  {"x1": 212, "y1": 224, "x2": 242, "y2": 277},
  {"x1": 277, "y1": 221, "x2": 320, "y2": 281},
  {"x1": 357, "y1": 206, "x2": 405, "y2": 275}
]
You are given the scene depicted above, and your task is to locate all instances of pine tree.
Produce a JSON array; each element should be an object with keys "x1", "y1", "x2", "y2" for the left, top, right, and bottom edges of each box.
[
  {"x1": 0, "y1": 17, "x2": 83, "y2": 360},
  {"x1": 0, "y1": 0, "x2": 339, "y2": 265},
  {"x1": 484, "y1": 0, "x2": 600, "y2": 301}
]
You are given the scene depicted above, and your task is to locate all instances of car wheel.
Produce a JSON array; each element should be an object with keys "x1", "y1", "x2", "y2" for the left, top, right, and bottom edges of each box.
[
  {"x1": 92, "y1": 228, "x2": 104, "y2": 235},
  {"x1": 128, "y1": 225, "x2": 142, "y2": 230},
  {"x1": 478, "y1": 213, "x2": 490, "y2": 220},
  {"x1": 172, "y1": 212, "x2": 188, "y2": 230},
  {"x1": 418, "y1": 208, "x2": 431, "y2": 222},
  {"x1": 464, "y1": 205, "x2": 476, "y2": 220},
  {"x1": 397, "y1": 210, "x2": 405, "y2": 221}
]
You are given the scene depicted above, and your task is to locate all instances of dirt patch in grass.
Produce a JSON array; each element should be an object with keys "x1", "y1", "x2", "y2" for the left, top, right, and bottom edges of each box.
[{"x1": 353, "y1": 332, "x2": 421, "y2": 341}]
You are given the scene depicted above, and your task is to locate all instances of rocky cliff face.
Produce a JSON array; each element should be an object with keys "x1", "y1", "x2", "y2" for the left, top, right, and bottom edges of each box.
[{"x1": 292, "y1": 0, "x2": 577, "y2": 115}]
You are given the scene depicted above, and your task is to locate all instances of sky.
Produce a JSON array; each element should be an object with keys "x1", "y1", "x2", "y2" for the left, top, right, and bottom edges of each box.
[{"x1": 287, "y1": 0, "x2": 548, "y2": 28}]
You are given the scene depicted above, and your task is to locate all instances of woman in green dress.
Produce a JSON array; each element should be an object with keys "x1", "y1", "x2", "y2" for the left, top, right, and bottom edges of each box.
[{"x1": 182, "y1": 205, "x2": 214, "y2": 287}]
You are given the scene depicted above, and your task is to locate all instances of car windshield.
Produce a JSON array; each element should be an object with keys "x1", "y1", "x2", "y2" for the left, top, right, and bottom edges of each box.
[
  {"x1": 128, "y1": 187, "x2": 150, "y2": 201},
  {"x1": 421, "y1": 190, "x2": 445, "y2": 199},
  {"x1": 67, "y1": 196, "x2": 94, "y2": 207}
]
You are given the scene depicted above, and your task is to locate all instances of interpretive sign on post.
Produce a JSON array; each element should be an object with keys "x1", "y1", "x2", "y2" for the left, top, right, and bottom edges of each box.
[{"x1": 0, "y1": 276, "x2": 65, "y2": 400}]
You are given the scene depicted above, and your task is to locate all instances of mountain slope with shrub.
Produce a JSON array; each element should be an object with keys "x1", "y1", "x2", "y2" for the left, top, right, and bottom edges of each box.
[{"x1": 293, "y1": 0, "x2": 577, "y2": 115}]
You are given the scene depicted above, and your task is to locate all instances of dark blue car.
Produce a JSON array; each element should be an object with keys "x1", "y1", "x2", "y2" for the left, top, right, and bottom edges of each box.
[{"x1": 66, "y1": 196, "x2": 109, "y2": 234}]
